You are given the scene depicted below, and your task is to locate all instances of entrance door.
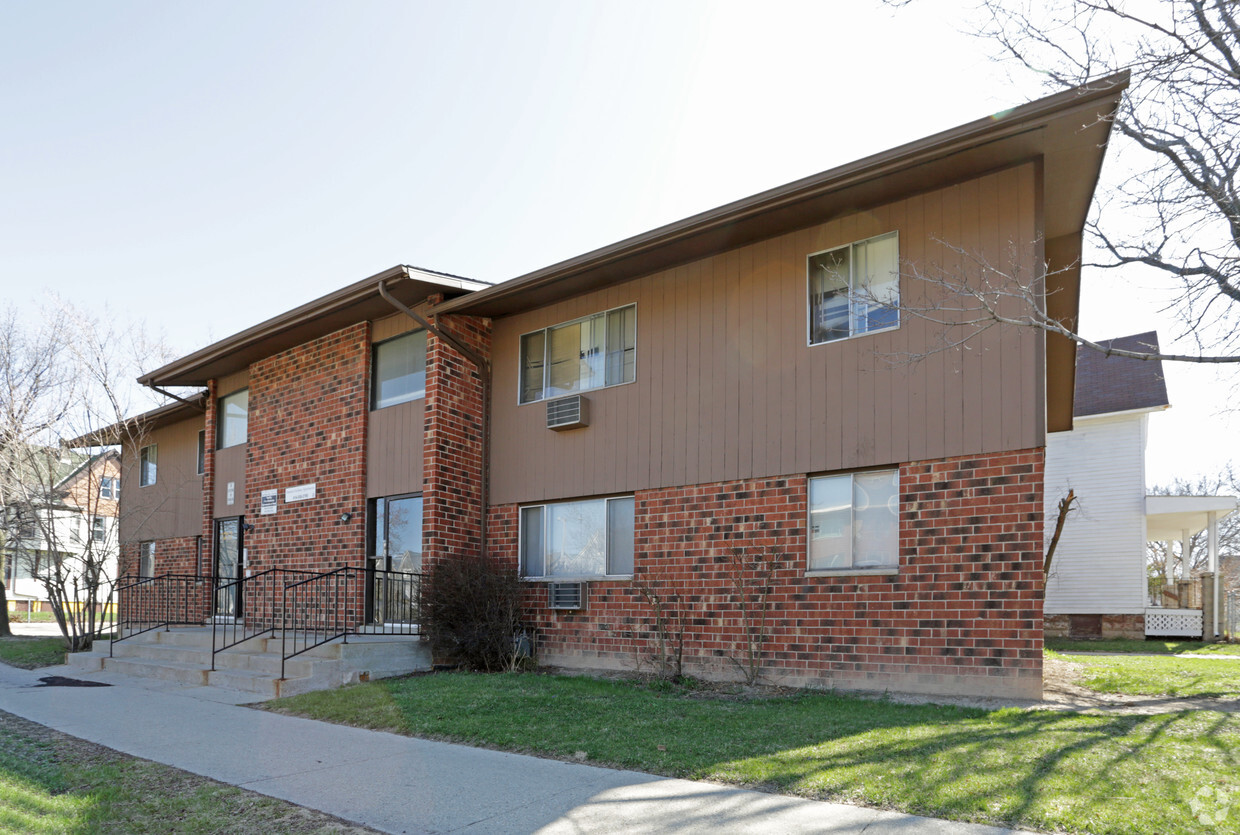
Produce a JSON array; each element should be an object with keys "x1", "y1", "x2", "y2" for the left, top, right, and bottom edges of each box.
[
  {"x1": 214, "y1": 517, "x2": 244, "y2": 618},
  {"x1": 367, "y1": 495, "x2": 422, "y2": 624}
]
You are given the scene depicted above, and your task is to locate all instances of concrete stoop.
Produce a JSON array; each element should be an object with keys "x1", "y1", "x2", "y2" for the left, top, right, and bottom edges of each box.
[{"x1": 65, "y1": 627, "x2": 432, "y2": 699}]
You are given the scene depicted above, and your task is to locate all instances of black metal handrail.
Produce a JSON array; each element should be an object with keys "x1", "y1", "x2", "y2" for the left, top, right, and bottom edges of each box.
[
  {"x1": 281, "y1": 566, "x2": 421, "y2": 678},
  {"x1": 209, "y1": 568, "x2": 321, "y2": 669},
  {"x1": 111, "y1": 573, "x2": 210, "y2": 656}
]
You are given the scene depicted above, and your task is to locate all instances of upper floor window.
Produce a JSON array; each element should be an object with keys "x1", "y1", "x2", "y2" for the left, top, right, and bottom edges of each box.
[
  {"x1": 808, "y1": 469, "x2": 899, "y2": 572},
  {"x1": 520, "y1": 495, "x2": 635, "y2": 579},
  {"x1": 218, "y1": 389, "x2": 249, "y2": 449},
  {"x1": 197, "y1": 430, "x2": 206, "y2": 475},
  {"x1": 139, "y1": 445, "x2": 158, "y2": 487},
  {"x1": 519, "y1": 305, "x2": 636, "y2": 404},
  {"x1": 91, "y1": 516, "x2": 106, "y2": 543},
  {"x1": 373, "y1": 330, "x2": 427, "y2": 410},
  {"x1": 100, "y1": 476, "x2": 118, "y2": 500},
  {"x1": 808, "y1": 232, "x2": 899, "y2": 344}
]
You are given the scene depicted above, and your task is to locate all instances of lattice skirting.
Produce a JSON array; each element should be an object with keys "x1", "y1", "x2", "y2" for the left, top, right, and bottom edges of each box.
[{"x1": 1144, "y1": 608, "x2": 1203, "y2": 637}]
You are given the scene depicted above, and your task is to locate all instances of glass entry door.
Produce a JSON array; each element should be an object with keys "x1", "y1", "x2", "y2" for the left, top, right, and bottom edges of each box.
[
  {"x1": 367, "y1": 495, "x2": 422, "y2": 625},
  {"x1": 214, "y1": 517, "x2": 244, "y2": 618}
]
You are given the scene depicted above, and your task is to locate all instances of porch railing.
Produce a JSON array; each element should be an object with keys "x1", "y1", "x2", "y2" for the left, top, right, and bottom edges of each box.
[
  {"x1": 281, "y1": 566, "x2": 420, "y2": 679},
  {"x1": 210, "y1": 568, "x2": 321, "y2": 669},
  {"x1": 111, "y1": 573, "x2": 211, "y2": 656}
]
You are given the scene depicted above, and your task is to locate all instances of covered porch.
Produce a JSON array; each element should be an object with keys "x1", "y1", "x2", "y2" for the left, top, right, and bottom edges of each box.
[{"x1": 1145, "y1": 495, "x2": 1238, "y2": 640}]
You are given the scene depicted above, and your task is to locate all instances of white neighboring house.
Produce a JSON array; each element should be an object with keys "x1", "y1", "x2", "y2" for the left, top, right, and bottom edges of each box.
[
  {"x1": 3, "y1": 450, "x2": 121, "y2": 615},
  {"x1": 1044, "y1": 332, "x2": 1238, "y2": 640}
]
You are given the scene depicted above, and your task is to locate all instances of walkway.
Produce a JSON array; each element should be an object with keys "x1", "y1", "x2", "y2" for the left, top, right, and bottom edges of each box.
[{"x1": 0, "y1": 660, "x2": 1019, "y2": 835}]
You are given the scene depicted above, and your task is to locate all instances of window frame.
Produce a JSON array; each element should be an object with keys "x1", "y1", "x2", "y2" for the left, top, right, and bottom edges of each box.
[
  {"x1": 139, "y1": 445, "x2": 158, "y2": 487},
  {"x1": 99, "y1": 476, "x2": 118, "y2": 500},
  {"x1": 138, "y1": 541, "x2": 155, "y2": 579},
  {"x1": 366, "y1": 492, "x2": 424, "y2": 573},
  {"x1": 518, "y1": 495, "x2": 635, "y2": 580},
  {"x1": 371, "y1": 329, "x2": 429, "y2": 411},
  {"x1": 518, "y1": 303, "x2": 637, "y2": 405},
  {"x1": 806, "y1": 468, "x2": 900, "y2": 575},
  {"x1": 806, "y1": 231, "x2": 900, "y2": 346},
  {"x1": 197, "y1": 430, "x2": 206, "y2": 475},
  {"x1": 91, "y1": 516, "x2": 106, "y2": 543},
  {"x1": 217, "y1": 389, "x2": 249, "y2": 449}
]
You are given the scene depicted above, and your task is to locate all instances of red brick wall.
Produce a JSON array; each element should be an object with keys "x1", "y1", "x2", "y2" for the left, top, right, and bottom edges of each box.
[
  {"x1": 119, "y1": 536, "x2": 202, "y2": 578},
  {"x1": 497, "y1": 448, "x2": 1045, "y2": 699},
  {"x1": 422, "y1": 313, "x2": 490, "y2": 570},
  {"x1": 243, "y1": 323, "x2": 370, "y2": 575}
]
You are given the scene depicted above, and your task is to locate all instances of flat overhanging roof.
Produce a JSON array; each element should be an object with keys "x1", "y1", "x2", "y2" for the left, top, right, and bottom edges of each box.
[
  {"x1": 139, "y1": 266, "x2": 488, "y2": 387},
  {"x1": 1146, "y1": 495, "x2": 1239, "y2": 540}
]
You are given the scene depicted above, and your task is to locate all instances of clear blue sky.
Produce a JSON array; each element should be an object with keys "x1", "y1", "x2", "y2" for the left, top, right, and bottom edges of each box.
[{"x1": 1, "y1": 0, "x2": 1232, "y2": 484}]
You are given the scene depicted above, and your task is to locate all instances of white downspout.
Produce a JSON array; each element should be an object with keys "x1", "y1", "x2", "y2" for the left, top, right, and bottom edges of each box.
[{"x1": 1208, "y1": 511, "x2": 1219, "y2": 639}]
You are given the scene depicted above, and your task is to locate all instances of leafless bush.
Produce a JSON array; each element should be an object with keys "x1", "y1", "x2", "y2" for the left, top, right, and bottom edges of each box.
[{"x1": 420, "y1": 557, "x2": 527, "y2": 672}]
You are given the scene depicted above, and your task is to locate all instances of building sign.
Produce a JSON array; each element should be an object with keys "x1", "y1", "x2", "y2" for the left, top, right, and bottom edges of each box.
[
  {"x1": 260, "y1": 489, "x2": 278, "y2": 515},
  {"x1": 226, "y1": 481, "x2": 235, "y2": 505},
  {"x1": 285, "y1": 483, "x2": 317, "y2": 503}
]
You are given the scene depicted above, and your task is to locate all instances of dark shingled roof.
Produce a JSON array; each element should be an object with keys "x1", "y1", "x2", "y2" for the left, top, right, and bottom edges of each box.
[{"x1": 1074, "y1": 331, "x2": 1170, "y2": 418}]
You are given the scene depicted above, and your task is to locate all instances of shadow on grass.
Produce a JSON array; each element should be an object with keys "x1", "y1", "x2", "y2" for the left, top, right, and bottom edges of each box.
[{"x1": 277, "y1": 672, "x2": 1240, "y2": 834}]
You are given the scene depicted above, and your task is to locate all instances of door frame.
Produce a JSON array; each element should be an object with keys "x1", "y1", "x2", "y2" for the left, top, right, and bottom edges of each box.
[{"x1": 213, "y1": 516, "x2": 245, "y2": 619}]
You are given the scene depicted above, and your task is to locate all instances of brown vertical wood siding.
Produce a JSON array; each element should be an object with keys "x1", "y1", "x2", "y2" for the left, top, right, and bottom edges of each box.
[
  {"x1": 487, "y1": 163, "x2": 1043, "y2": 506},
  {"x1": 213, "y1": 444, "x2": 246, "y2": 517},
  {"x1": 367, "y1": 399, "x2": 425, "y2": 497},
  {"x1": 120, "y1": 416, "x2": 204, "y2": 542}
]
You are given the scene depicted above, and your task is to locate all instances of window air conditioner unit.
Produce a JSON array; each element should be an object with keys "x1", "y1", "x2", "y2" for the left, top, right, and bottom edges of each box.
[
  {"x1": 548, "y1": 581, "x2": 585, "y2": 610},
  {"x1": 546, "y1": 395, "x2": 588, "y2": 431}
]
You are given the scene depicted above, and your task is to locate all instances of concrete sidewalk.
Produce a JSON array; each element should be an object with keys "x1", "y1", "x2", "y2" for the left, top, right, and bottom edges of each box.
[{"x1": 0, "y1": 662, "x2": 1021, "y2": 835}]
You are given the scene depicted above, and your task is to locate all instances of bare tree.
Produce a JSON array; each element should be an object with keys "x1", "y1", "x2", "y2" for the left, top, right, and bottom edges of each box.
[
  {"x1": 886, "y1": 0, "x2": 1240, "y2": 364},
  {"x1": 0, "y1": 301, "x2": 169, "y2": 650}
]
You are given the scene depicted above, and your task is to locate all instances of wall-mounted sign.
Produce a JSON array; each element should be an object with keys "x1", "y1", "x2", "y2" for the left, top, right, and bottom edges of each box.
[
  {"x1": 226, "y1": 481, "x2": 235, "y2": 505},
  {"x1": 285, "y1": 483, "x2": 317, "y2": 503},
  {"x1": 260, "y1": 489, "x2": 278, "y2": 515}
]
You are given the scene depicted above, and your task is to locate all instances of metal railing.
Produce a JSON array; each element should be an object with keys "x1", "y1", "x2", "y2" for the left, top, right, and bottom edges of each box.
[
  {"x1": 210, "y1": 568, "x2": 321, "y2": 669},
  {"x1": 112, "y1": 573, "x2": 211, "y2": 656},
  {"x1": 281, "y1": 566, "x2": 420, "y2": 678}
]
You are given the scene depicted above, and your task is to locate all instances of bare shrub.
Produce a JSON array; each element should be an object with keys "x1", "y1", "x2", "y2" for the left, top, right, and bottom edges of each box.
[{"x1": 420, "y1": 557, "x2": 527, "y2": 672}]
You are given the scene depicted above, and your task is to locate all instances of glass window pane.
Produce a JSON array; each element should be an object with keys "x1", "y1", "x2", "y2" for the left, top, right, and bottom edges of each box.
[
  {"x1": 808, "y1": 248, "x2": 851, "y2": 344},
  {"x1": 386, "y1": 496, "x2": 422, "y2": 573},
  {"x1": 520, "y1": 506, "x2": 544, "y2": 577},
  {"x1": 520, "y1": 331, "x2": 547, "y2": 403},
  {"x1": 855, "y1": 233, "x2": 899, "y2": 333},
  {"x1": 140, "y1": 445, "x2": 157, "y2": 486},
  {"x1": 369, "y1": 497, "x2": 387, "y2": 558},
  {"x1": 219, "y1": 390, "x2": 249, "y2": 448},
  {"x1": 854, "y1": 470, "x2": 899, "y2": 568},
  {"x1": 605, "y1": 306, "x2": 637, "y2": 386},
  {"x1": 547, "y1": 499, "x2": 606, "y2": 577},
  {"x1": 808, "y1": 475, "x2": 852, "y2": 570},
  {"x1": 373, "y1": 331, "x2": 427, "y2": 409},
  {"x1": 607, "y1": 497, "x2": 635, "y2": 575},
  {"x1": 547, "y1": 321, "x2": 582, "y2": 397}
]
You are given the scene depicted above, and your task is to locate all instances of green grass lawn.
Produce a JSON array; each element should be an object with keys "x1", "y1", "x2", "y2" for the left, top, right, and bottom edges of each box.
[
  {"x1": 270, "y1": 671, "x2": 1240, "y2": 834},
  {"x1": 1051, "y1": 650, "x2": 1240, "y2": 699},
  {"x1": 0, "y1": 710, "x2": 373, "y2": 834},
  {"x1": 1047, "y1": 638, "x2": 1240, "y2": 655},
  {"x1": 0, "y1": 638, "x2": 66, "y2": 670}
]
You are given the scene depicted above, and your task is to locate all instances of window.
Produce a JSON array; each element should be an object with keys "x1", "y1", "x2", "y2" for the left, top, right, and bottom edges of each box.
[
  {"x1": 808, "y1": 232, "x2": 899, "y2": 344},
  {"x1": 368, "y1": 494, "x2": 423, "y2": 573},
  {"x1": 520, "y1": 305, "x2": 636, "y2": 404},
  {"x1": 139, "y1": 445, "x2": 157, "y2": 487},
  {"x1": 808, "y1": 469, "x2": 899, "y2": 571},
  {"x1": 138, "y1": 541, "x2": 155, "y2": 579},
  {"x1": 100, "y1": 476, "x2": 118, "y2": 500},
  {"x1": 520, "y1": 496, "x2": 635, "y2": 578},
  {"x1": 197, "y1": 430, "x2": 206, "y2": 475},
  {"x1": 218, "y1": 389, "x2": 249, "y2": 448},
  {"x1": 373, "y1": 330, "x2": 428, "y2": 409},
  {"x1": 91, "y1": 517, "x2": 106, "y2": 543}
]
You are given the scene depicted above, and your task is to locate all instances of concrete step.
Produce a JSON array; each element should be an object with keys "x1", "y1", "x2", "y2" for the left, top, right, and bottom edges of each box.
[{"x1": 103, "y1": 655, "x2": 210, "y2": 687}]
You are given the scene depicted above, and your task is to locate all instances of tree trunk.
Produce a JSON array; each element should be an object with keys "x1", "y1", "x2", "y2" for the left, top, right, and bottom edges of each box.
[{"x1": 0, "y1": 582, "x2": 12, "y2": 638}]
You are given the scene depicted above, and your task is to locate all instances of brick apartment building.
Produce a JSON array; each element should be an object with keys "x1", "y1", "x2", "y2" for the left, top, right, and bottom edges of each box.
[{"x1": 99, "y1": 76, "x2": 1127, "y2": 699}]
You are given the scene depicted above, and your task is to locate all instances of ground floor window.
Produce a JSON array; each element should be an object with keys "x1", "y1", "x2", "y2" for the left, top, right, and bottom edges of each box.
[
  {"x1": 520, "y1": 495, "x2": 634, "y2": 579},
  {"x1": 138, "y1": 541, "x2": 155, "y2": 579},
  {"x1": 808, "y1": 469, "x2": 899, "y2": 571},
  {"x1": 368, "y1": 494, "x2": 423, "y2": 573}
]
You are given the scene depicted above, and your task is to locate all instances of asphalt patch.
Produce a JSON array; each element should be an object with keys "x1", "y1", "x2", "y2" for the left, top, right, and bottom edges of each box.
[{"x1": 35, "y1": 675, "x2": 111, "y2": 688}]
